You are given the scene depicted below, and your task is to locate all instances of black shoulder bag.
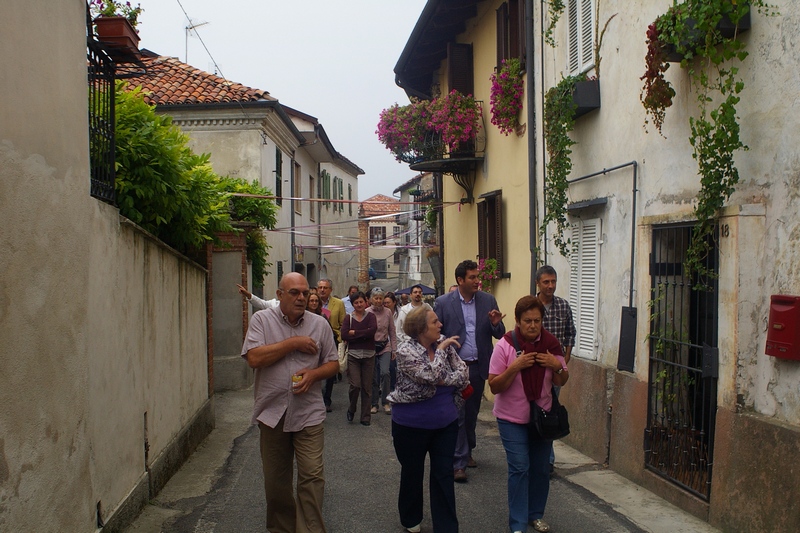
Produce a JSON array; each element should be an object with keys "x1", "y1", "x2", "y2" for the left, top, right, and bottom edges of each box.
[{"x1": 511, "y1": 330, "x2": 570, "y2": 441}]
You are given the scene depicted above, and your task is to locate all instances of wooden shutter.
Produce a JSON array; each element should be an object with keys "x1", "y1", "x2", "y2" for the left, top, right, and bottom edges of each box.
[
  {"x1": 580, "y1": 0, "x2": 594, "y2": 69},
  {"x1": 447, "y1": 42, "x2": 474, "y2": 96},
  {"x1": 509, "y1": 0, "x2": 526, "y2": 65},
  {"x1": 496, "y1": 3, "x2": 509, "y2": 68},
  {"x1": 570, "y1": 218, "x2": 600, "y2": 359},
  {"x1": 567, "y1": 0, "x2": 579, "y2": 73},
  {"x1": 478, "y1": 190, "x2": 504, "y2": 274}
]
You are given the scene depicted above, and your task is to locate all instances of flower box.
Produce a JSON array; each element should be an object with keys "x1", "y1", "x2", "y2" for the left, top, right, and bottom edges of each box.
[
  {"x1": 663, "y1": 9, "x2": 751, "y2": 63},
  {"x1": 94, "y1": 16, "x2": 140, "y2": 57},
  {"x1": 572, "y1": 78, "x2": 601, "y2": 119}
]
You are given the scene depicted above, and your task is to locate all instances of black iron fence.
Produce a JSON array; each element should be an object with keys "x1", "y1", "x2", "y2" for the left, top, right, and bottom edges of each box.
[
  {"x1": 645, "y1": 223, "x2": 719, "y2": 500},
  {"x1": 87, "y1": 37, "x2": 116, "y2": 204}
]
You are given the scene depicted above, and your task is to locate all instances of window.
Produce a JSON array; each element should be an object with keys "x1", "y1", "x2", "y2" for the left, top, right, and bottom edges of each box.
[
  {"x1": 332, "y1": 177, "x2": 340, "y2": 213},
  {"x1": 477, "y1": 190, "x2": 504, "y2": 274},
  {"x1": 370, "y1": 226, "x2": 387, "y2": 246},
  {"x1": 275, "y1": 148, "x2": 283, "y2": 206},
  {"x1": 320, "y1": 169, "x2": 330, "y2": 208},
  {"x1": 309, "y1": 174, "x2": 315, "y2": 221},
  {"x1": 567, "y1": 0, "x2": 595, "y2": 74},
  {"x1": 294, "y1": 162, "x2": 302, "y2": 215},
  {"x1": 568, "y1": 218, "x2": 600, "y2": 360},
  {"x1": 337, "y1": 177, "x2": 344, "y2": 213},
  {"x1": 393, "y1": 226, "x2": 401, "y2": 243},
  {"x1": 496, "y1": 0, "x2": 526, "y2": 69},
  {"x1": 348, "y1": 184, "x2": 353, "y2": 216},
  {"x1": 447, "y1": 42, "x2": 473, "y2": 97}
]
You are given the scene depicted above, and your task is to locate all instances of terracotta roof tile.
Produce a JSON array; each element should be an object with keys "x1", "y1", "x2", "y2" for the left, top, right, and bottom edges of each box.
[
  {"x1": 361, "y1": 194, "x2": 402, "y2": 218},
  {"x1": 129, "y1": 53, "x2": 276, "y2": 106}
]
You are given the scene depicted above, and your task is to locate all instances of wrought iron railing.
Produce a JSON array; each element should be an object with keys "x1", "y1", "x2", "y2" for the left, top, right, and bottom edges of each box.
[{"x1": 87, "y1": 36, "x2": 116, "y2": 204}]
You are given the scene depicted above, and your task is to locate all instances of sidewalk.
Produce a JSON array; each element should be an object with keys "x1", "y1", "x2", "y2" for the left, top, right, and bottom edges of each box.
[{"x1": 126, "y1": 387, "x2": 719, "y2": 532}]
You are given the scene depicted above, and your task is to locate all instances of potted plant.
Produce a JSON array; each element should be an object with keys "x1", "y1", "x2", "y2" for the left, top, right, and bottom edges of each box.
[
  {"x1": 477, "y1": 257, "x2": 500, "y2": 293},
  {"x1": 377, "y1": 90, "x2": 482, "y2": 162},
  {"x1": 90, "y1": 0, "x2": 144, "y2": 54},
  {"x1": 376, "y1": 99, "x2": 436, "y2": 163},
  {"x1": 489, "y1": 57, "x2": 525, "y2": 136},
  {"x1": 639, "y1": 0, "x2": 777, "y2": 282}
]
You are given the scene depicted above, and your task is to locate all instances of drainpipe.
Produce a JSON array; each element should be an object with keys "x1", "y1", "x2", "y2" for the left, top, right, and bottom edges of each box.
[
  {"x1": 290, "y1": 156, "x2": 295, "y2": 272},
  {"x1": 527, "y1": 0, "x2": 538, "y2": 294}
]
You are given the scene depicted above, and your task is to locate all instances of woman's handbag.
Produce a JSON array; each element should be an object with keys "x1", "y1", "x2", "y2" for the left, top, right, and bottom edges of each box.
[
  {"x1": 337, "y1": 341, "x2": 348, "y2": 372},
  {"x1": 530, "y1": 387, "x2": 570, "y2": 440}
]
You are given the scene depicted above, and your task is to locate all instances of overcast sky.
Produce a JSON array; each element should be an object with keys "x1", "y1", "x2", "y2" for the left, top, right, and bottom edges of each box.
[{"x1": 135, "y1": 0, "x2": 428, "y2": 201}]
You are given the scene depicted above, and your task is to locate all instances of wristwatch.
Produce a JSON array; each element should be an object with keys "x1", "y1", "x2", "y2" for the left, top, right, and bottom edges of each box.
[{"x1": 556, "y1": 367, "x2": 566, "y2": 375}]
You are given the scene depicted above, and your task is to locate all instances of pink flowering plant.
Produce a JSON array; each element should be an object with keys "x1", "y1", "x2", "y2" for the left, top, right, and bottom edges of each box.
[
  {"x1": 489, "y1": 58, "x2": 524, "y2": 135},
  {"x1": 427, "y1": 90, "x2": 482, "y2": 152},
  {"x1": 90, "y1": 0, "x2": 144, "y2": 29},
  {"x1": 377, "y1": 90, "x2": 481, "y2": 163},
  {"x1": 477, "y1": 257, "x2": 499, "y2": 292},
  {"x1": 376, "y1": 100, "x2": 433, "y2": 163}
]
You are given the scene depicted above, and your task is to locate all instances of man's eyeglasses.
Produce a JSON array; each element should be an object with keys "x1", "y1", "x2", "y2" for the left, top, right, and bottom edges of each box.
[
  {"x1": 317, "y1": 285, "x2": 331, "y2": 291},
  {"x1": 281, "y1": 289, "x2": 310, "y2": 298}
]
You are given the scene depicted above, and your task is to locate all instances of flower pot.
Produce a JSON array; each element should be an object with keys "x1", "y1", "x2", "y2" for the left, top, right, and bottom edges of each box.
[
  {"x1": 572, "y1": 79, "x2": 601, "y2": 119},
  {"x1": 94, "y1": 16, "x2": 140, "y2": 59},
  {"x1": 663, "y1": 9, "x2": 750, "y2": 63}
]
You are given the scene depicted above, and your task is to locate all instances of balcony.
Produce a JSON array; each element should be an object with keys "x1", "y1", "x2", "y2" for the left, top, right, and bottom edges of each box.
[{"x1": 377, "y1": 92, "x2": 485, "y2": 203}]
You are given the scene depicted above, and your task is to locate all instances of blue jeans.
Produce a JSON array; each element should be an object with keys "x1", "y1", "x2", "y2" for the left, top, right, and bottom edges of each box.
[
  {"x1": 372, "y1": 350, "x2": 392, "y2": 408},
  {"x1": 392, "y1": 420, "x2": 459, "y2": 532},
  {"x1": 497, "y1": 418, "x2": 551, "y2": 532}
]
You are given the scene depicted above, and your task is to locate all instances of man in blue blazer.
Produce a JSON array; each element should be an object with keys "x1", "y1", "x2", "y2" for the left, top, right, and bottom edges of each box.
[{"x1": 435, "y1": 259, "x2": 506, "y2": 482}]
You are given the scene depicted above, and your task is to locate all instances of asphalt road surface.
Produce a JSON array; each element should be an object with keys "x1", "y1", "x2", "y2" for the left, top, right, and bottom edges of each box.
[{"x1": 152, "y1": 380, "x2": 646, "y2": 533}]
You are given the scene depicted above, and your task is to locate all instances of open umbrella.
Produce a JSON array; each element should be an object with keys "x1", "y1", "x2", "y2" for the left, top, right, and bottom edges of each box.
[{"x1": 394, "y1": 284, "x2": 436, "y2": 295}]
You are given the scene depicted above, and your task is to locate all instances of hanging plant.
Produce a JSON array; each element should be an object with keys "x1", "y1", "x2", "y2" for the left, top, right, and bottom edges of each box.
[
  {"x1": 544, "y1": 0, "x2": 566, "y2": 47},
  {"x1": 489, "y1": 57, "x2": 525, "y2": 136},
  {"x1": 639, "y1": 0, "x2": 778, "y2": 285},
  {"x1": 542, "y1": 73, "x2": 586, "y2": 257},
  {"x1": 640, "y1": 21, "x2": 676, "y2": 136}
]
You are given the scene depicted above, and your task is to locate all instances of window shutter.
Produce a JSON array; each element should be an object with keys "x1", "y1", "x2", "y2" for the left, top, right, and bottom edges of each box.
[
  {"x1": 447, "y1": 42, "x2": 474, "y2": 96},
  {"x1": 569, "y1": 223, "x2": 581, "y2": 334},
  {"x1": 577, "y1": 218, "x2": 599, "y2": 357},
  {"x1": 508, "y1": 0, "x2": 525, "y2": 64},
  {"x1": 567, "y1": 0, "x2": 579, "y2": 73},
  {"x1": 580, "y1": 0, "x2": 594, "y2": 68},
  {"x1": 496, "y1": 3, "x2": 509, "y2": 68},
  {"x1": 493, "y1": 192, "x2": 504, "y2": 274},
  {"x1": 478, "y1": 202, "x2": 487, "y2": 259}
]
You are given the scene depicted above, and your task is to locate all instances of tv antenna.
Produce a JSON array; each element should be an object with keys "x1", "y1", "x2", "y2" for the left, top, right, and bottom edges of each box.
[{"x1": 185, "y1": 19, "x2": 209, "y2": 63}]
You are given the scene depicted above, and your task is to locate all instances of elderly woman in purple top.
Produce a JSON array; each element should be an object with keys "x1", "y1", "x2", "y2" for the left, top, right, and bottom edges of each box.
[{"x1": 387, "y1": 306, "x2": 470, "y2": 533}]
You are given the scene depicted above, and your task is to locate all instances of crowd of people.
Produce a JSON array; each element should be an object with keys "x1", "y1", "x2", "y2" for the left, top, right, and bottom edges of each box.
[{"x1": 239, "y1": 261, "x2": 575, "y2": 533}]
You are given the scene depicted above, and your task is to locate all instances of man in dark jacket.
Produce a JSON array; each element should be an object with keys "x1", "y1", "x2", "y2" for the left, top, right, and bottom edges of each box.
[{"x1": 435, "y1": 260, "x2": 506, "y2": 482}]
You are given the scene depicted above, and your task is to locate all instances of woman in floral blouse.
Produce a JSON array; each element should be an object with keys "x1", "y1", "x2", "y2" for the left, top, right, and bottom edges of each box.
[{"x1": 387, "y1": 306, "x2": 469, "y2": 533}]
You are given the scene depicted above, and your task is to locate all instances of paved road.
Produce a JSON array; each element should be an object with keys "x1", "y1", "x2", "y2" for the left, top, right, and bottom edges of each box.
[{"x1": 127, "y1": 381, "x2": 655, "y2": 533}]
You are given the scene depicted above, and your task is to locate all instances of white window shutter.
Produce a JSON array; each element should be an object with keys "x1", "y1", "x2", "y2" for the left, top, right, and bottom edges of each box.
[
  {"x1": 567, "y1": 0, "x2": 579, "y2": 73},
  {"x1": 577, "y1": 219, "x2": 599, "y2": 358},
  {"x1": 580, "y1": 0, "x2": 594, "y2": 69},
  {"x1": 569, "y1": 218, "x2": 600, "y2": 360}
]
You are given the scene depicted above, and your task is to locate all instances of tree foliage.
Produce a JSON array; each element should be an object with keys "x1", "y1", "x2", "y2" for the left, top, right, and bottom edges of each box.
[{"x1": 113, "y1": 82, "x2": 277, "y2": 278}]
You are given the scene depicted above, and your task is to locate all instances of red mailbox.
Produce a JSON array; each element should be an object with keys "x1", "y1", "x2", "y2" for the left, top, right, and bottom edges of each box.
[{"x1": 765, "y1": 295, "x2": 800, "y2": 361}]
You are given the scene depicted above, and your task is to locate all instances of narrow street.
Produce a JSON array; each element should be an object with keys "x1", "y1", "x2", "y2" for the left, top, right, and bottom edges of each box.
[{"x1": 126, "y1": 384, "x2": 718, "y2": 533}]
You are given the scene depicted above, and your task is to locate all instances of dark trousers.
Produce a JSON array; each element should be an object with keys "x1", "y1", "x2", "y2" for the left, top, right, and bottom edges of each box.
[
  {"x1": 454, "y1": 363, "x2": 485, "y2": 469},
  {"x1": 347, "y1": 355, "x2": 375, "y2": 423},
  {"x1": 392, "y1": 420, "x2": 459, "y2": 533},
  {"x1": 323, "y1": 376, "x2": 335, "y2": 407}
]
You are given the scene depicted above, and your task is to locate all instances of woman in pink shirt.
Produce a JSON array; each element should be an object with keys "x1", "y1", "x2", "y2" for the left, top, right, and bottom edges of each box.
[{"x1": 488, "y1": 296, "x2": 569, "y2": 533}]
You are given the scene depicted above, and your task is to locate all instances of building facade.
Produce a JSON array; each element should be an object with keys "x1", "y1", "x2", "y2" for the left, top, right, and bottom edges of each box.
[{"x1": 392, "y1": 1, "x2": 800, "y2": 530}]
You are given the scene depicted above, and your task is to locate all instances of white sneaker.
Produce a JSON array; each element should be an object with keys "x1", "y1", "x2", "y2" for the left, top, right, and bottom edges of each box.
[{"x1": 406, "y1": 524, "x2": 421, "y2": 533}]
